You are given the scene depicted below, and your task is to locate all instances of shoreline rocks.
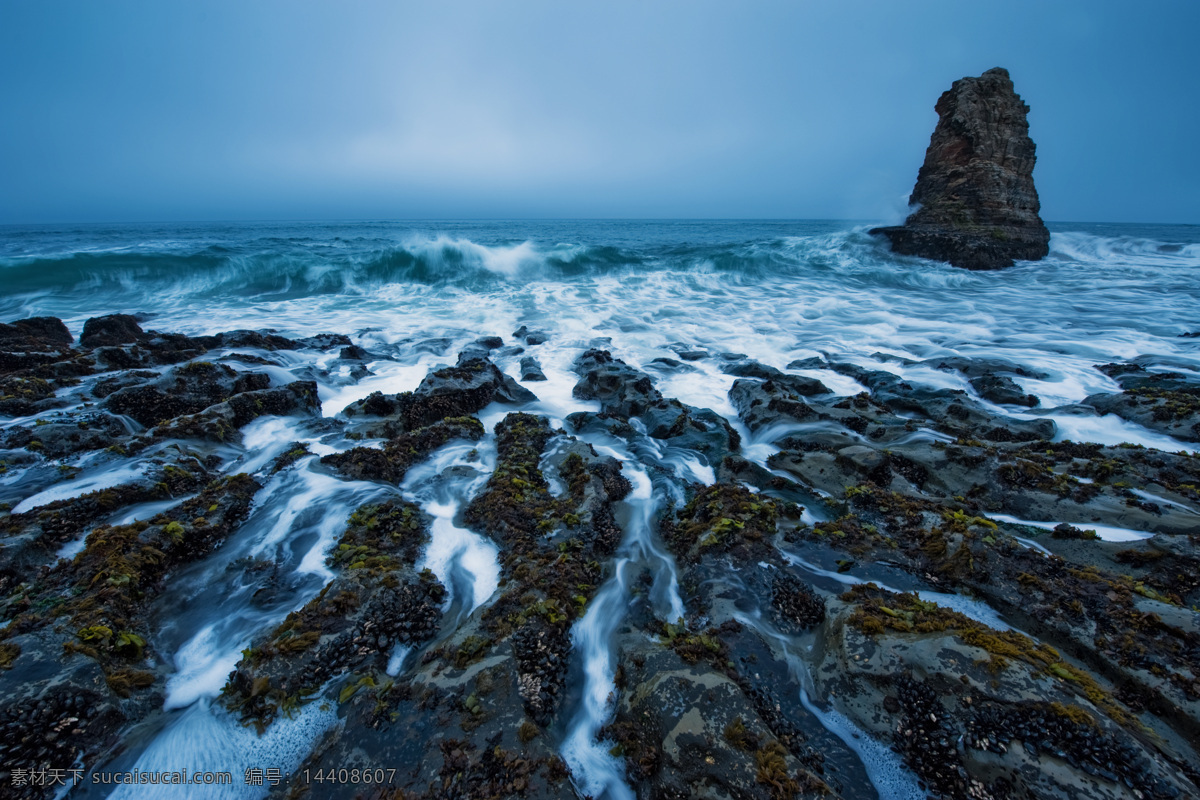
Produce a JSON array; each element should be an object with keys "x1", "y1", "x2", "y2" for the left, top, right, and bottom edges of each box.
[{"x1": 2, "y1": 313, "x2": 1200, "y2": 799}]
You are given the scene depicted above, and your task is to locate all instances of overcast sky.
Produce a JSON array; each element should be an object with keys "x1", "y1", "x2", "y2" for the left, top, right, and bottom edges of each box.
[{"x1": 2, "y1": 1, "x2": 1196, "y2": 224}]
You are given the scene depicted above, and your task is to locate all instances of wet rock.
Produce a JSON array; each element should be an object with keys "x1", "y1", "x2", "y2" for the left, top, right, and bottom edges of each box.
[
  {"x1": 151, "y1": 380, "x2": 320, "y2": 442},
  {"x1": 646, "y1": 356, "x2": 695, "y2": 374},
  {"x1": 821, "y1": 361, "x2": 1055, "y2": 442},
  {"x1": 872, "y1": 67, "x2": 1050, "y2": 269},
  {"x1": 0, "y1": 456, "x2": 209, "y2": 580},
  {"x1": 104, "y1": 361, "x2": 266, "y2": 427},
  {"x1": 322, "y1": 416, "x2": 485, "y2": 484},
  {"x1": 0, "y1": 317, "x2": 76, "y2": 375},
  {"x1": 0, "y1": 375, "x2": 66, "y2": 417},
  {"x1": 210, "y1": 329, "x2": 299, "y2": 351},
  {"x1": 343, "y1": 356, "x2": 536, "y2": 431},
  {"x1": 0, "y1": 474, "x2": 262, "y2": 797},
  {"x1": 295, "y1": 333, "x2": 352, "y2": 350},
  {"x1": 0, "y1": 317, "x2": 73, "y2": 348},
  {"x1": 572, "y1": 349, "x2": 740, "y2": 464},
  {"x1": 923, "y1": 355, "x2": 1049, "y2": 380},
  {"x1": 222, "y1": 500, "x2": 445, "y2": 732},
  {"x1": 572, "y1": 349, "x2": 663, "y2": 418},
  {"x1": 513, "y1": 325, "x2": 549, "y2": 345},
  {"x1": 519, "y1": 356, "x2": 547, "y2": 382},
  {"x1": 607, "y1": 642, "x2": 831, "y2": 800},
  {"x1": 722, "y1": 359, "x2": 830, "y2": 395},
  {"x1": 1085, "y1": 388, "x2": 1200, "y2": 443},
  {"x1": 79, "y1": 314, "x2": 144, "y2": 348},
  {"x1": 970, "y1": 373, "x2": 1039, "y2": 407},
  {"x1": 274, "y1": 415, "x2": 630, "y2": 799},
  {"x1": 816, "y1": 586, "x2": 1196, "y2": 799},
  {"x1": 0, "y1": 411, "x2": 129, "y2": 458}
]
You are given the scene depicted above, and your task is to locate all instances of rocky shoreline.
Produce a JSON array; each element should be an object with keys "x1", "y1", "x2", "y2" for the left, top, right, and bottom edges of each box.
[{"x1": 1, "y1": 313, "x2": 1198, "y2": 799}]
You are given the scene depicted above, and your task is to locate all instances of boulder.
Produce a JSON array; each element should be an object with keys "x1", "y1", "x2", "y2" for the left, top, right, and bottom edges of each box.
[
  {"x1": 872, "y1": 67, "x2": 1050, "y2": 270},
  {"x1": 79, "y1": 314, "x2": 144, "y2": 348}
]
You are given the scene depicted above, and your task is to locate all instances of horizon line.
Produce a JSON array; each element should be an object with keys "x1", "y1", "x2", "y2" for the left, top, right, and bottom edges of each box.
[{"x1": 1, "y1": 217, "x2": 1197, "y2": 228}]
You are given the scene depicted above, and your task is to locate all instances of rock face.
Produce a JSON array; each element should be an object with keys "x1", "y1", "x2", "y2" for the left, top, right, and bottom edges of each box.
[{"x1": 873, "y1": 67, "x2": 1050, "y2": 270}]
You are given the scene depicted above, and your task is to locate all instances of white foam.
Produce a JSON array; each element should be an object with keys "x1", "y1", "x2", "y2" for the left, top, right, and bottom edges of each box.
[
  {"x1": 799, "y1": 690, "x2": 926, "y2": 800},
  {"x1": 989, "y1": 513, "x2": 1154, "y2": 543},
  {"x1": 386, "y1": 644, "x2": 412, "y2": 677},
  {"x1": 1131, "y1": 488, "x2": 1197, "y2": 513},
  {"x1": 13, "y1": 461, "x2": 147, "y2": 514},
  {"x1": 1014, "y1": 536, "x2": 1054, "y2": 557},
  {"x1": 108, "y1": 697, "x2": 338, "y2": 800},
  {"x1": 164, "y1": 624, "x2": 247, "y2": 710},
  {"x1": 418, "y1": 503, "x2": 501, "y2": 613},
  {"x1": 1042, "y1": 413, "x2": 1197, "y2": 453},
  {"x1": 319, "y1": 358, "x2": 433, "y2": 417}
]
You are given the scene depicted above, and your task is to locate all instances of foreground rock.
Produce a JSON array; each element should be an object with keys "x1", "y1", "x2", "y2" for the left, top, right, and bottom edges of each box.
[
  {"x1": 873, "y1": 67, "x2": 1050, "y2": 270},
  {"x1": 273, "y1": 413, "x2": 632, "y2": 799}
]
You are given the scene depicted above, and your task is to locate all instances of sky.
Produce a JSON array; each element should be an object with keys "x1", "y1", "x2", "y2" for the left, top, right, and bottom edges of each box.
[{"x1": 1, "y1": 1, "x2": 1197, "y2": 224}]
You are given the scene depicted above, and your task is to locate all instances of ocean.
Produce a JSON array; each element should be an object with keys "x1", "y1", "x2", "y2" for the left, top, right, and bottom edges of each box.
[{"x1": 2, "y1": 219, "x2": 1198, "y2": 799}]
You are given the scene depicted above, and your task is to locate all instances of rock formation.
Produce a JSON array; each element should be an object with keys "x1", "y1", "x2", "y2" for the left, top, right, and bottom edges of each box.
[{"x1": 873, "y1": 67, "x2": 1050, "y2": 270}]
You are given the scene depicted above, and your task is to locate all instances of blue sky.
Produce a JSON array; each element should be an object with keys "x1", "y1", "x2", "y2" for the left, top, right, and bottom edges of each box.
[{"x1": 1, "y1": 1, "x2": 1196, "y2": 224}]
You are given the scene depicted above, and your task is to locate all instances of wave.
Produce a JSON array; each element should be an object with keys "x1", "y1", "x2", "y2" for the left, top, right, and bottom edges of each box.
[
  {"x1": 2, "y1": 225, "x2": 1198, "y2": 315},
  {"x1": 1047, "y1": 230, "x2": 1200, "y2": 267}
]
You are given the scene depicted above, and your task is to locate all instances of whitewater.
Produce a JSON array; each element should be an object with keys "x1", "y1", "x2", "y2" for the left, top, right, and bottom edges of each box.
[{"x1": 2, "y1": 219, "x2": 1198, "y2": 799}]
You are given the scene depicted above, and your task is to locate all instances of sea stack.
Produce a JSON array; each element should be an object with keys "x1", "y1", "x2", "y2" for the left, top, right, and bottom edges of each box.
[{"x1": 873, "y1": 67, "x2": 1050, "y2": 270}]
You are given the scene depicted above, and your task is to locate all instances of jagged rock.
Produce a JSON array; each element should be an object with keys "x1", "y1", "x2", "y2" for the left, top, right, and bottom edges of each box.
[
  {"x1": 0, "y1": 316, "x2": 77, "y2": 375},
  {"x1": 80, "y1": 314, "x2": 144, "y2": 348},
  {"x1": 970, "y1": 373, "x2": 1039, "y2": 407},
  {"x1": 104, "y1": 361, "x2": 271, "y2": 427},
  {"x1": 342, "y1": 357, "x2": 536, "y2": 432},
  {"x1": 0, "y1": 317, "x2": 72, "y2": 348},
  {"x1": 1085, "y1": 389, "x2": 1200, "y2": 443},
  {"x1": 570, "y1": 350, "x2": 740, "y2": 465},
  {"x1": 872, "y1": 67, "x2": 1050, "y2": 269},
  {"x1": 221, "y1": 500, "x2": 445, "y2": 732},
  {"x1": 150, "y1": 380, "x2": 320, "y2": 441},
  {"x1": 321, "y1": 416, "x2": 485, "y2": 484},
  {"x1": 572, "y1": 349, "x2": 663, "y2": 418}
]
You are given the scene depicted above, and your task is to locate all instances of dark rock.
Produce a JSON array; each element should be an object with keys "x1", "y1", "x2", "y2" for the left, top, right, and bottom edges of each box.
[
  {"x1": 924, "y1": 355, "x2": 1048, "y2": 380},
  {"x1": 970, "y1": 374, "x2": 1039, "y2": 407},
  {"x1": 723, "y1": 359, "x2": 830, "y2": 395},
  {"x1": 646, "y1": 357, "x2": 694, "y2": 374},
  {"x1": 322, "y1": 417, "x2": 485, "y2": 484},
  {"x1": 571, "y1": 350, "x2": 739, "y2": 464},
  {"x1": 572, "y1": 350, "x2": 662, "y2": 419},
  {"x1": 151, "y1": 380, "x2": 320, "y2": 442},
  {"x1": 80, "y1": 314, "x2": 144, "y2": 348},
  {"x1": 0, "y1": 317, "x2": 78, "y2": 377},
  {"x1": 104, "y1": 361, "x2": 265, "y2": 427},
  {"x1": 0, "y1": 317, "x2": 72, "y2": 347},
  {"x1": 296, "y1": 333, "x2": 352, "y2": 350},
  {"x1": 1084, "y1": 388, "x2": 1200, "y2": 443},
  {"x1": 0, "y1": 411, "x2": 129, "y2": 458},
  {"x1": 212, "y1": 329, "x2": 298, "y2": 351},
  {"x1": 474, "y1": 336, "x2": 504, "y2": 350},
  {"x1": 342, "y1": 357, "x2": 536, "y2": 432},
  {"x1": 872, "y1": 67, "x2": 1050, "y2": 270},
  {"x1": 513, "y1": 325, "x2": 549, "y2": 345},
  {"x1": 520, "y1": 356, "x2": 547, "y2": 382}
]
